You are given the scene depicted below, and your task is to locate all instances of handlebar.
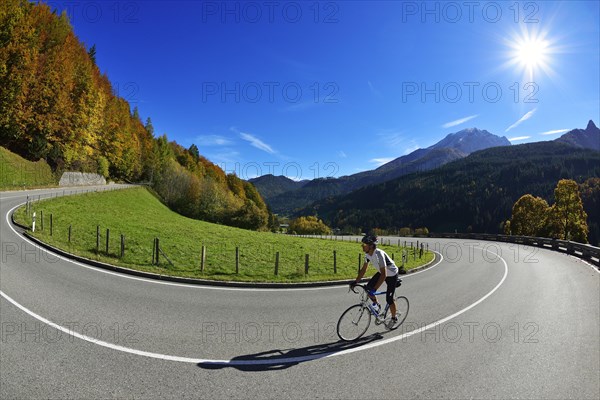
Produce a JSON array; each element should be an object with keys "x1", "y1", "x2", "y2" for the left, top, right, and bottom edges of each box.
[{"x1": 348, "y1": 283, "x2": 374, "y2": 296}]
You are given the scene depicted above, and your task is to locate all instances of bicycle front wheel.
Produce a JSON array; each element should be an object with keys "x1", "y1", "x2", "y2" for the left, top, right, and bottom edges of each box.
[{"x1": 337, "y1": 304, "x2": 371, "y2": 341}]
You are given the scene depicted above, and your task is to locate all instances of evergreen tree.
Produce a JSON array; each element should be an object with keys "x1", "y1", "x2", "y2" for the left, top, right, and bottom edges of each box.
[
  {"x1": 87, "y1": 44, "x2": 96, "y2": 65},
  {"x1": 189, "y1": 144, "x2": 200, "y2": 161},
  {"x1": 145, "y1": 117, "x2": 154, "y2": 136},
  {"x1": 132, "y1": 106, "x2": 141, "y2": 121}
]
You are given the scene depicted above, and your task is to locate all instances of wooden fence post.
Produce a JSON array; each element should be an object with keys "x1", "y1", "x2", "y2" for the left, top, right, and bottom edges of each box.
[
  {"x1": 155, "y1": 238, "x2": 160, "y2": 265},
  {"x1": 275, "y1": 252, "x2": 279, "y2": 276},
  {"x1": 152, "y1": 238, "x2": 156, "y2": 265},
  {"x1": 333, "y1": 250, "x2": 337, "y2": 274},
  {"x1": 105, "y1": 228, "x2": 110, "y2": 254},
  {"x1": 305, "y1": 254, "x2": 309, "y2": 275},
  {"x1": 120, "y1": 234, "x2": 125, "y2": 258}
]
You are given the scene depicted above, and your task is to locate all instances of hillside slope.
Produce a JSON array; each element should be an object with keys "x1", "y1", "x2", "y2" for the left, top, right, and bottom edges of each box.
[
  {"x1": 14, "y1": 187, "x2": 432, "y2": 281},
  {"x1": 556, "y1": 120, "x2": 599, "y2": 150},
  {"x1": 0, "y1": 146, "x2": 56, "y2": 189},
  {"x1": 0, "y1": 1, "x2": 271, "y2": 230},
  {"x1": 265, "y1": 128, "x2": 511, "y2": 214},
  {"x1": 304, "y1": 142, "x2": 600, "y2": 243}
]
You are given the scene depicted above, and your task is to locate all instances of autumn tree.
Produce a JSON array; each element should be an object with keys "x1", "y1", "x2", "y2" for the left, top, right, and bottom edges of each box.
[
  {"x1": 503, "y1": 220, "x2": 511, "y2": 235},
  {"x1": 546, "y1": 179, "x2": 588, "y2": 242},
  {"x1": 0, "y1": 0, "x2": 37, "y2": 155},
  {"x1": 0, "y1": 1, "x2": 274, "y2": 231},
  {"x1": 399, "y1": 227, "x2": 412, "y2": 236},
  {"x1": 414, "y1": 227, "x2": 429, "y2": 236},
  {"x1": 509, "y1": 194, "x2": 550, "y2": 236},
  {"x1": 579, "y1": 177, "x2": 600, "y2": 246},
  {"x1": 289, "y1": 216, "x2": 332, "y2": 235}
]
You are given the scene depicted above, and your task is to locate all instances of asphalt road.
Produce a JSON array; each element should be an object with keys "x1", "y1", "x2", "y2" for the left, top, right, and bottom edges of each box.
[{"x1": 1, "y1": 187, "x2": 598, "y2": 399}]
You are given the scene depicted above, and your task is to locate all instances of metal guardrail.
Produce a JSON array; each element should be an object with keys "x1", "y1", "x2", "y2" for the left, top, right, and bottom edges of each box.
[
  {"x1": 298, "y1": 233, "x2": 599, "y2": 267},
  {"x1": 425, "y1": 232, "x2": 600, "y2": 267}
]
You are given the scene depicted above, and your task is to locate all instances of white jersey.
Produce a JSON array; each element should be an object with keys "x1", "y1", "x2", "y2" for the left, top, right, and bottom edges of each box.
[{"x1": 365, "y1": 248, "x2": 398, "y2": 276}]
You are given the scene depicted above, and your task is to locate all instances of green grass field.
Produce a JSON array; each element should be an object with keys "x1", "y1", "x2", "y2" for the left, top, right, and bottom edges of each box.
[
  {"x1": 0, "y1": 147, "x2": 56, "y2": 190},
  {"x1": 14, "y1": 187, "x2": 434, "y2": 282}
]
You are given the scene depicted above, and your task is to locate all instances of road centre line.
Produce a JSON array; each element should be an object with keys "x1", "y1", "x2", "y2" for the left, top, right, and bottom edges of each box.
[{"x1": 0, "y1": 246, "x2": 507, "y2": 366}]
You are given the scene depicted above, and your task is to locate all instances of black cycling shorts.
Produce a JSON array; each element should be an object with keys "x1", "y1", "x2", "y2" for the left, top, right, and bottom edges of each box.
[{"x1": 365, "y1": 272, "x2": 398, "y2": 305}]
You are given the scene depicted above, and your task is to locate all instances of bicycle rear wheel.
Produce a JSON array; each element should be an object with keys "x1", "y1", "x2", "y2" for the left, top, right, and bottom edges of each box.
[
  {"x1": 337, "y1": 304, "x2": 371, "y2": 341},
  {"x1": 384, "y1": 296, "x2": 409, "y2": 330}
]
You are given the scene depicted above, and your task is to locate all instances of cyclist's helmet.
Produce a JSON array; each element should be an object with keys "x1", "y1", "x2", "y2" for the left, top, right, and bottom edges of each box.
[{"x1": 361, "y1": 235, "x2": 378, "y2": 246}]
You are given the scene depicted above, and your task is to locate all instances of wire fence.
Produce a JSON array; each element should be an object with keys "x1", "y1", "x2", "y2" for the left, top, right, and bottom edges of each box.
[{"x1": 16, "y1": 186, "x2": 433, "y2": 279}]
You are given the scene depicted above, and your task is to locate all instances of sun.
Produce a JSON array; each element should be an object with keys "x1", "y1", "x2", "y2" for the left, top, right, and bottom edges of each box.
[
  {"x1": 505, "y1": 28, "x2": 556, "y2": 82},
  {"x1": 515, "y1": 38, "x2": 549, "y2": 71}
]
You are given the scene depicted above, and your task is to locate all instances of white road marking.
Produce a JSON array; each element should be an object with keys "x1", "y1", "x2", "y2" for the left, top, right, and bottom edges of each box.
[{"x1": 0, "y1": 247, "x2": 507, "y2": 366}]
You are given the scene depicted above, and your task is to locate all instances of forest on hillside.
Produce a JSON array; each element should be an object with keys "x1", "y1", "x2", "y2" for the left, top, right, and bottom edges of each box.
[
  {"x1": 306, "y1": 143, "x2": 600, "y2": 245},
  {"x1": 0, "y1": 0, "x2": 272, "y2": 230}
]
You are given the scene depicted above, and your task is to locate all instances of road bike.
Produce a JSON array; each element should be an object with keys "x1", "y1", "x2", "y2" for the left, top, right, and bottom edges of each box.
[{"x1": 336, "y1": 282, "x2": 409, "y2": 341}]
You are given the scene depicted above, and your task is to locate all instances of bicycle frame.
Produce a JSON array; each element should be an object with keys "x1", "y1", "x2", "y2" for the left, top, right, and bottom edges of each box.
[{"x1": 354, "y1": 285, "x2": 392, "y2": 321}]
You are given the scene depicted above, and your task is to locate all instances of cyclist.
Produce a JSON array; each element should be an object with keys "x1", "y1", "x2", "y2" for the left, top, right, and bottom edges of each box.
[{"x1": 351, "y1": 235, "x2": 399, "y2": 327}]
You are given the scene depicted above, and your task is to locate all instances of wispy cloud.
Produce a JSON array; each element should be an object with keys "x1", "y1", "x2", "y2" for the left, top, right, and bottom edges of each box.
[
  {"x1": 403, "y1": 145, "x2": 420, "y2": 155},
  {"x1": 369, "y1": 157, "x2": 394, "y2": 167},
  {"x1": 377, "y1": 130, "x2": 405, "y2": 147},
  {"x1": 284, "y1": 101, "x2": 317, "y2": 112},
  {"x1": 508, "y1": 136, "x2": 531, "y2": 142},
  {"x1": 539, "y1": 128, "x2": 569, "y2": 136},
  {"x1": 232, "y1": 128, "x2": 276, "y2": 154},
  {"x1": 442, "y1": 114, "x2": 479, "y2": 128},
  {"x1": 194, "y1": 135, "x2": 233, "y2": 147},
  {"x1": 205, "y1": 150, "x2": 240, "y2": 167},
  {"x1": 337, "y1": 150, "x2": 347, "y2": 158},
  {"x1": 505, "y1": 109, "x2": 537, "y2": 132},
  {"x1": 368, "y1": 80, "x2": 381, "y2": 97}
]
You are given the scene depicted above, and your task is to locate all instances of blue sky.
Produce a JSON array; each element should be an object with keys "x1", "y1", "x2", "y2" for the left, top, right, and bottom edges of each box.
[{"x1": 48, "y1": 0, "x2": 599, "y2": 180}]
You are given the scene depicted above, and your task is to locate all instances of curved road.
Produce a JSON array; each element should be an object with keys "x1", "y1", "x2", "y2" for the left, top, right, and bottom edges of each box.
[{"x1": 1, "y1": 187, "x2": 598, "y2": 399}]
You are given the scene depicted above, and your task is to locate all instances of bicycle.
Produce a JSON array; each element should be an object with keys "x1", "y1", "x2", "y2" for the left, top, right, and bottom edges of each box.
[{"x1": 337, "y1": 282, "x2": 409, "y2": 341}]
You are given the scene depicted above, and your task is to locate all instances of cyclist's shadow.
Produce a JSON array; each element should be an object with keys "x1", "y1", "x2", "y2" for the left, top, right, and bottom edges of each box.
[{"x1": 197, "y1": 333, "x2": 383, "y2": 372}]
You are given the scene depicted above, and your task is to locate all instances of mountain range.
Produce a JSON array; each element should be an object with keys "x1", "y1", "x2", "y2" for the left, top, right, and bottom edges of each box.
[
  {"x1": 251, "y1": 128, "x2": 512, "y2": 214},
  {"x1": 555, "y1": 120, "x2": 600, "y2": 150},
  {"x1": 303, "y1": 140, "x2": 600, "y2": 243},
  {"x1": 292, "y1": 120, "x2": 599, "y2": 244}
]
